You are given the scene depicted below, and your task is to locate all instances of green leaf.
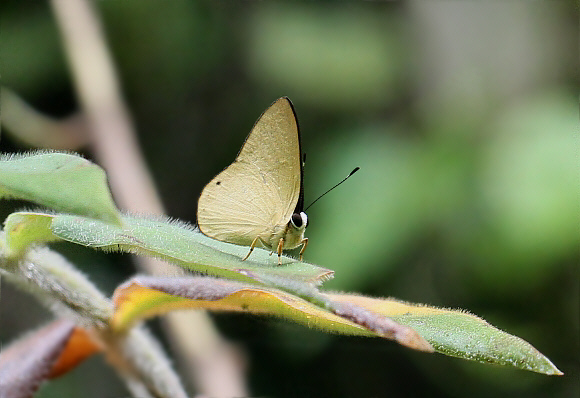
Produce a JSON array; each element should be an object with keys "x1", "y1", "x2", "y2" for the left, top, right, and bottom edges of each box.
[
  {"x1": 2, "y1": 210, "x2": 561, "y2": 375},
  {"x1": 0, "y1": 152, "x2": 121, "y2": 225},
  {"x1": 326, "y1": 293, "x2": 563, "y2": 376},
  {"x1": 392, "y1": 313, "x2": 562, "y2": 375},
  {"x1": 4, "y1": 212, "x2": 59, "y2": 258},
  {"x1": 48, "y1": 213, "x2": 333, "y2": 284}
]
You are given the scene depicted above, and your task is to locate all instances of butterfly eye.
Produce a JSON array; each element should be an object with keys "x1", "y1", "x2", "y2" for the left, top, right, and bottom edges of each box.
[{"x1": 291, "y1": 213, "x2": 303, "y2": 228}]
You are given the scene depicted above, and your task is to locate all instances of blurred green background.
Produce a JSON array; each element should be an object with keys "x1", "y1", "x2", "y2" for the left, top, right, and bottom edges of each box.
[{"x1": 1, "y1": 1, "x2": 578, "y2": 397}]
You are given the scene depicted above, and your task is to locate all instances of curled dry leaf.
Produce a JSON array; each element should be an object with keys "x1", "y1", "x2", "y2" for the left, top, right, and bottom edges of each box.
[
  {"x1": 111, "y1": 276, "x2": 562, "y2": 375},
  {"x1": 112, "y1": 276, "x2": 431, "y2": 352},
  {"x1": 0, "y1": 319, "x2": 101, "y2": 398}
]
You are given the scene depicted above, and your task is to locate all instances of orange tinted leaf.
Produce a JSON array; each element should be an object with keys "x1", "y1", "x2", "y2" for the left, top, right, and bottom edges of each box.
[
  {"x1": 49, "y1": 326, "x2": 101, "y2": 378},
  {"x1": 112, "y1": 276, "x2": 431, "y2": 353},
  {"x1": 0, "y1": 320, "x2": 100, "y2": 398},
  {"x1": 112, "y1": 276, "x2": 365, "y2": 334}
]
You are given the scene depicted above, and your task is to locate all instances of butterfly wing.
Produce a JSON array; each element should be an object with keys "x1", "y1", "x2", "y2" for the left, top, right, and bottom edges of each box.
[{"x1": 197, "y1": 97, "x2": 303, "y2": 249}]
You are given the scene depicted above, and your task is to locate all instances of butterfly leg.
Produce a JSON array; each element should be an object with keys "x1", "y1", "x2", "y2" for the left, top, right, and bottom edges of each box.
[
  {"x1": 299, "y1": 238, "x2": 309, "y2": 261},
  {"x1": 242, "y1": 236, "x2": 261, "y2": 261},
  {"x1": 276, "y1": 238, "x2": 284, "y2": 265}
]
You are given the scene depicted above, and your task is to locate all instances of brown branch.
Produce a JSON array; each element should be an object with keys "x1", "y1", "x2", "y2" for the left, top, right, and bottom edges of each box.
[{"x1": 49, "y1": 0, "x2": 247, "y2": 395}]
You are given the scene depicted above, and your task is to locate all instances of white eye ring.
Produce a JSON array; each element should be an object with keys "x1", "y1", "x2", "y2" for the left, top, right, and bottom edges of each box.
[
  {"x1": 290, "y1": 212, "x2": 308, "y2": 229},
  {"x1": 300, "y1": 212, "x2": 308, "y2": 228}
]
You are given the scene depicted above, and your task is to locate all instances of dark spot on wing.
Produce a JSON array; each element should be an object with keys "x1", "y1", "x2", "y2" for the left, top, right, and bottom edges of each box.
[{"x1": 216, "y1": 181, "x2": 221, "y2": 185}]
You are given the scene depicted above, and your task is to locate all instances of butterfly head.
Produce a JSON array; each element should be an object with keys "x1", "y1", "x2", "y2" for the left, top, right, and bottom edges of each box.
[{"x1": 282, "y1": 211, "x2": 308, "y2": 252}]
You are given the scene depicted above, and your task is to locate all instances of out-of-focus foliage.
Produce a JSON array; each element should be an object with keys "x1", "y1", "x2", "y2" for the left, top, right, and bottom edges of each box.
[
  {"x1": 0, "y1": 1, "x2": 577, "y2": 397},
  {"x1": 246, "y1": 4, "x2": 404, "y2": 109}
]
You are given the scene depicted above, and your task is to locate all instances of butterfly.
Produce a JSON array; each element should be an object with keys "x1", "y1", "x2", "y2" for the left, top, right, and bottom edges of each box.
[{"x1": 197, "y1": 97, "x2": 308, "y2": 265}]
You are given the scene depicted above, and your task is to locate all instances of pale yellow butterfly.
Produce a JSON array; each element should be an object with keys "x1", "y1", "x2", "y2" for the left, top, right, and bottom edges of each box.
[{"x1": 197, "y1": 97, "x2": 308, "y2": 264}]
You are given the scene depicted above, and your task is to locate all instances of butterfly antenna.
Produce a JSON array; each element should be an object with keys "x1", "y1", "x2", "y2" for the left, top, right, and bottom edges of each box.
[{"x1": 305, "y1": 167, "x2": 360, "y2": 211}]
